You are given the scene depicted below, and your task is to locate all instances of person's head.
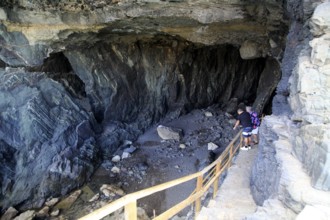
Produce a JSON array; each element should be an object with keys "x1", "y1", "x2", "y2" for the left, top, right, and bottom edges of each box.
[
  {"x1": 237, "y1": 108, "x2": 244, "y2": 114},
  {"x1": 246, "y1": 106, "x2": 252, "y2": 113}
]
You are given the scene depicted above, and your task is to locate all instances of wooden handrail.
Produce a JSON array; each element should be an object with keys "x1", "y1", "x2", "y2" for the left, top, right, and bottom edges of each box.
[{"x1": 79, "y1": 131, "x2": 243, "y2": 220}]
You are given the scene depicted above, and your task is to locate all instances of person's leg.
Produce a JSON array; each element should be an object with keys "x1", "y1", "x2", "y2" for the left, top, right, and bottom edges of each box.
[{"x1": 251, "y1": 127, "x2": 259, "y2": 144}]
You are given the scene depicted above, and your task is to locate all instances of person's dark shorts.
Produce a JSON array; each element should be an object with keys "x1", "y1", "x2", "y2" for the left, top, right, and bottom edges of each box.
[{"x1": 242, "y1": 127, "x2": 252, "y2": 137}]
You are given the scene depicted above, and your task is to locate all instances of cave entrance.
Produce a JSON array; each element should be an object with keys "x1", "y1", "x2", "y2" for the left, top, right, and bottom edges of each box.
[{"x1": 30, "y1": 52, "x2": 87, "y2": 99}]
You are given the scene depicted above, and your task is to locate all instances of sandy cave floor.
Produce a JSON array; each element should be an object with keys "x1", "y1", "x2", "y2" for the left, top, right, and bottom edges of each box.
[{"x1": 61, "y1": 106, "x2": 237, "y2": 219}]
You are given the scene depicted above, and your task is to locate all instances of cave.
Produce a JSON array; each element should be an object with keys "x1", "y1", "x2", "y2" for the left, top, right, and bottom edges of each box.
[{"x1": 0, "y1": 0, "x2": 294, "y2": 217}]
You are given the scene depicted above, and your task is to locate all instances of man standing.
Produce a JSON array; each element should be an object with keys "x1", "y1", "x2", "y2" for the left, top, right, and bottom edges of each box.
[
  {"x1": 246, "y1": 106, "x2": 260, "y2": 145},
  {"x1": 233, "y1": 108, "x2": 252, "y2": 150}
]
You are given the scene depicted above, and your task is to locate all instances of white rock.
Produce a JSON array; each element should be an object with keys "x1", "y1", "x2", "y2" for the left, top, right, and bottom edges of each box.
[
  {"x1": 1, "y1": 207, "x2": 18, "y2": 220},
  {"x1": 174, "y1": 165, "x2": 180, "y2": 169},
  {"x1": 179, "y1": 144, "x2": 186, "y2": 149},
  {"x1": 121, "y1": 152, "x2": 131, "y2": 159},
  {"x1": 207, "y1": 142, "x2": 219, "y2": 151},
  {"x1": 310, "y1": 2, "x2": 330, "y2": 36},
  {"x1": 112, "y1": 155, "x2": 121, "y2": 162},
  {"x1": 204, "y1": 111, "x2": 213, "y2": 117},
  {"x1": 50, "y1": 208, "x2": 60, "y2": 217},
  {"x1": 156, "y1": 125, "x2": 183, "y2": 141},
  {"x1": 13, "y1": 210, "x2": 35, "y2": 220},
  {"x1": 88, "y1": 193, "x2": 100, "y2": 202},
  {"x1": 239, "y1": 40, "x2": 261, "y2": 59},
  {"x1": 111, "y1": 166, "x2": 120, "y2": 173},
  {"x1": 45, "y1": 197, "x2": 59, "y2": 206}
]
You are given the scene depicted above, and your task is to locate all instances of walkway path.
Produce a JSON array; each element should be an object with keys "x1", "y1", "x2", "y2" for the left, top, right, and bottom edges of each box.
[{"x1": 196, "y1": 146, "x2": 258, "y2": 220}]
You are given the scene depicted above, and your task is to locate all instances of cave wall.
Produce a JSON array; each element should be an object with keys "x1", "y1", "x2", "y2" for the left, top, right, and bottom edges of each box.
[
  {"x1": 0, "y1": 0, "x2": 288, "y2": 212},
  {"x1": 250, "y1": 1, "x2": 330, "y2": 219}
]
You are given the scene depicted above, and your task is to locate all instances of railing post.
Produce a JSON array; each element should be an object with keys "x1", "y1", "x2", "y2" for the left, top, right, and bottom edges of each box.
[
  {"x1": 125, "y1": 200, "x2": 137, "y2": 220},
  {"x1": 213, "y1": 162, "x2": 221, "y2": 198},
  {"x1": 195, "y1": 175, "x2": 203, "y2": 218}
]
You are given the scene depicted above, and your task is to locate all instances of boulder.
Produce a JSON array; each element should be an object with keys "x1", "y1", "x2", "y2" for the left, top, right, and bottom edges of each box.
[
  {"x1": 310, "y1": 2, "x2": 330, "y2": 36},
  {"x1": 157, "y1": 125, "x2": 183, "y2": 141}
]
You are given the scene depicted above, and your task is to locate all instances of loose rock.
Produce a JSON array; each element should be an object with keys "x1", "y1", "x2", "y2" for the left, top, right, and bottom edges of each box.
[
  {"x1": 207, "y1": 142, "x2": 219, "y2": 151},
  {"x1": 112, "y1": 155, "x2": 121, "y2": 162},
  {"x1": 88, "y1": 193, "x2": 100, "y2": 202},
  {"x1": 1, "y1": 207, "x2": 18, "y2": 220},
  {"x1": 111, "y1": 166, "x2": 120, "y2": 174},
  {"x1": 122, "y1": 152, "x2": 131, "y2": 159},
  {"x1": 179, "y1": 144, "x2": 186, "y2": 149},
  {"x1": 100, "y1": 184, "x2": 125, "y2": 196},
  {"x1": 55, "y1": 190, "x2": 82, "y2": 210},
  {"x1": 45, "y1": 197, "x2": 60, "y2": 207},
  {"x1": 157, "y1": 125, "x2": 183, "y2": 141},
  {"x1": 50, "y1": 208, "x2": 60, "y2": 217},
  {"x1": 204, "y1": 112, "x2": 213, "y2": 117},
  {"x1": 13, "y1": 210, "x2": 35, "y2": 220},
  {"x1": 37, "y1": 206, "x2": 49, "y2": 217}
]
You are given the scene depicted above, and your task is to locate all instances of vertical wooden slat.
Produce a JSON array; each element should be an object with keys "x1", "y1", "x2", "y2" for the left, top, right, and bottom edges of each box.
[
  {"x1": 213, "y1": 162, "x2": 221, "y2": 198},
  {"x1": 195, "y1": 175, "x2": 203, "y2": 218},
  {"x1": 125, "y1": 201, "x2": 137, "y2": 220}
]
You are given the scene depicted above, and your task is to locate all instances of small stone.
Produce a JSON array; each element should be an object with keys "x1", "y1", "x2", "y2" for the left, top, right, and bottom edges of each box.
[
  {"x1": 1, "y1": 207, "x2": 18, "y2": 220},
  {"x1": 101, "y1": 188, "x2": 115, "y2": 197},
  {"x1": 50, "y1": 208, "x2": 60, "y2": 217},
  {"x1": 269, "y1": 39, "x2": 277, "y2": 48},
  {"x1": 88, "y1": 193, "x2": 100, "y2": 202},
  {"x1": 100, "y1": 184, "x2": 125, "y2": 196},
  {"x1": 112, "y1": 155, "x2": 121, "y2": 162},
  {"x1": 174, "y1": 165, "x2": 180, "y2": 169},
  {"x1": 207, "y1": 142, "x2": 219, "y2": 151},
  {"x1": 45, "y1": 197, "x2": 59, "y2": 207},
  {"x1": 13, "y1": 210, "x2": 35, "y2": 220},
  {"x1": 123, "y1": 140, "x2": 133, "y2": 146},
  {"x1": 124, "y1": 146, "x2": 137, "y2": 153},
  {"x1": 121, "y1": 152, "x2": 131, "y2": 159},
  {"x1": 111, "y1": 166, "x2": 120, "y2": 173},
  {"x1": 179, "y1": 144, "x2": 186, "y2": 149},
  {"x1": 204, "y1": 111, "x2": 213, "y2": 117}
]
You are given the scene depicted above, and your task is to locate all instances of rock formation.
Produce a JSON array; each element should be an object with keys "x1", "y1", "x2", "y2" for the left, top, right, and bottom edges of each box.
[
  {"x1": 250, "y1": 1, "x2": 330, "y2": 219},
  {"x1": 0, "y1": 0, "x2": 289, "y2": 212}
]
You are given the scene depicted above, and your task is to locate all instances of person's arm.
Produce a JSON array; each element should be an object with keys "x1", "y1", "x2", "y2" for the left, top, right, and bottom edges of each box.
[{"x1": 233, "y1": 120, "x2": 240, "y2": 130}]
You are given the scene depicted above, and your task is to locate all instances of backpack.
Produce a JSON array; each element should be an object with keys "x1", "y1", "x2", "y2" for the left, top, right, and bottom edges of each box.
[{"x1": 250, "y1": 112, "x2": 260, "y2": 128}]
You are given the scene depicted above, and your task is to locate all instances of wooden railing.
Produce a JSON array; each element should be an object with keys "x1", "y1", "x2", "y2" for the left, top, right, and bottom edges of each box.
[{"x1": 79, "y1": 131, "x2": 243, "y2": 220}]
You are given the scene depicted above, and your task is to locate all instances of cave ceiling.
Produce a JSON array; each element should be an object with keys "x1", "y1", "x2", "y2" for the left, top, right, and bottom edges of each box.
[{"x1": 0, "y1": 0, "x2": 288, "y2": 66}]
